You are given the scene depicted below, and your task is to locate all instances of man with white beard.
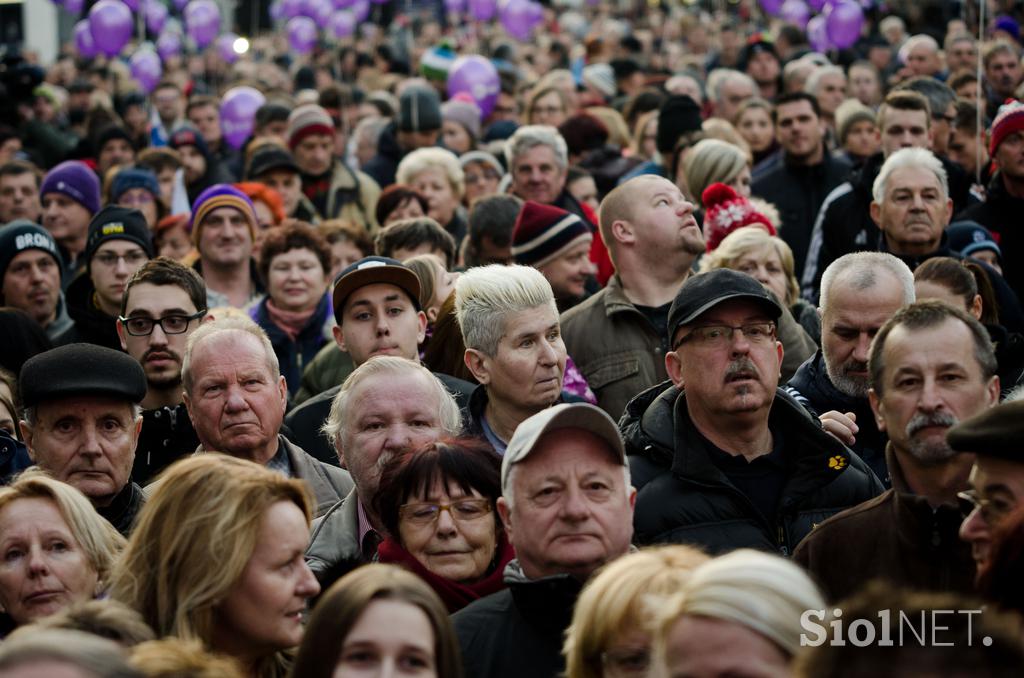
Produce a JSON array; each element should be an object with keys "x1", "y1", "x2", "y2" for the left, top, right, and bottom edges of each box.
[
  {"x1": 786, "y1": 252, "x2": 914, "y2": 486},
  {"x1": 794, "y1": 301, "x2": 999, "y2": 602}
]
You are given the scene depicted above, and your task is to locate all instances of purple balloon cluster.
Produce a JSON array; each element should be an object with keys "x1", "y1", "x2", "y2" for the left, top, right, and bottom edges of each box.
[
  {"x1": 760, "y1": 0, "x2": 864, "y2": 50},
  {"x1": 221, "y1": 87, "x2": 267, "y2": 150},
  {"x1": 87, "y1": 0, "x2": 133, "y2": 58},
  {"x1": 130, "y1": 49, "x2": 162, "y2": 93},
  {"x1": 498, "y1": 0, "x2": 543, "y2": 42},
  {"x1": 184, "y1": 0, "x2": 221, "y2": 49}
]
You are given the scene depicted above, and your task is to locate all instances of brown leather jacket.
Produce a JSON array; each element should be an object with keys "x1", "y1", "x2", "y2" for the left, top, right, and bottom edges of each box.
[{"x1": 793, "y1": 444, "x2": 976, "y2": 603}]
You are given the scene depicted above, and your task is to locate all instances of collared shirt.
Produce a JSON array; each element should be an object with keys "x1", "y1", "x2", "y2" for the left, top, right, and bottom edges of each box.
[
  {"x1": 266, "y1": 441, "x2": 293, "y2": 478},
  {"x1": 356, "y1": 500, "x2": 381, "y2": 560},
  {"x1": 480, "y1": 415, "x2": 508, "y2": 456}
]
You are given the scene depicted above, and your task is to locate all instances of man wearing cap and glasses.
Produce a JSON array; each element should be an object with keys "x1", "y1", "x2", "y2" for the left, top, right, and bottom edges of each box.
[
  {"x1": 795, "y1": 301, "x2": 998, "y2": 602},
  {"x1": 285, "y1": 256, "x2": 474, "y2": 464},
  {"x1": 622, "y1": 268, "x2": 881, "y2": 555},
  {"x1": 117, "y1": 257, "x2": 208, "y2": 484},
  {"x1": 951, "y1": 398, "x2": 1024, "y2": 575},
  {"x1": 19, "y1": 344, "x2": 148, "y2": 536},
  {"x1": 454, "y1": 402, "x2": 635, "y2": 678}
]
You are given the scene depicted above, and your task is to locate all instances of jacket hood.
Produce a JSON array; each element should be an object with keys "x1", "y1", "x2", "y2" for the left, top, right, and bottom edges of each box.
[{"x1": 63, "y1": 271, "x2": 120, "y2": 345}]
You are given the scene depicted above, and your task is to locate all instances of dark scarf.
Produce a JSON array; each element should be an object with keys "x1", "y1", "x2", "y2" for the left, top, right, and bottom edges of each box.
[{"x1": 377, "y1": 532, "x2": 515, "y2": 613}]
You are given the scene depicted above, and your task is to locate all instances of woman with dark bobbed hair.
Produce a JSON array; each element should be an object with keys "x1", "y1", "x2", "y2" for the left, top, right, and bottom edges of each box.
[{"x1": 373, "y1": 437, "x2": 514, "y2": 613}]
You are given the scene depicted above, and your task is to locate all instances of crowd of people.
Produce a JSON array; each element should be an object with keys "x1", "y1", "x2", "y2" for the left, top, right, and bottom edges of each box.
[{"x1": 5, "y1": 0, "x2": 1024, "y2": 675}]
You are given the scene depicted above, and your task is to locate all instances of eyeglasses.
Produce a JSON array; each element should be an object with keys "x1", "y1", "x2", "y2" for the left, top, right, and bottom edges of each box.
[
  {"x1": 119, "y1": 311, "x2": 206, "y2": 336},
  {"x1": 119, "y1": 193, "x2": 154, "y2": 206},
  {"x1": 957, "y1": 489, "x2": 1015, "y2": 525},
  {"x1": 398, "y1": 498, "x2": 492, "y2": 526},
  {"x1": 601, "y1": 648, "x2": 650, "y2": 677},
  {"x1": 532, "y1": 106, "x2": 564, "y2": 116},
  {"x1": 465, "y1": 170, "x2": 501, "y2": 184},
  {"x1": 673, "y1": 322, "x2": 776, "y2": 350},
  {"x1": 93, "y1": 251, "x2": 149, "y2": 268}
]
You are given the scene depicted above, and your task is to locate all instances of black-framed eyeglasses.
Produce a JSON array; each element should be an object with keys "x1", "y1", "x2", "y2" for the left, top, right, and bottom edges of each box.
[
  {"x1": 119, "y1": 311, "x2": 206, "y2": 336},
  {"x1": 957, "y1": 489, "x2": 1015, "y2": 525},
  {"x1": 398, "y1": 498, "x2": 492, "y2": 526},
  {"x1": 672, "y1": 322, "x2": 776, "y2": 350}
]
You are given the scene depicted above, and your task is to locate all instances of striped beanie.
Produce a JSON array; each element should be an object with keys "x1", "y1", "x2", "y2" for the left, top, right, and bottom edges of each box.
[
  {"x1": 287, "y1": 104, "x2": 335, "y2": 150},
  {"x1": 421, "y1": 43, "x2": 456, "y2": 82},
  {"x1": 990, "y1": 99, "x2": 1024, "y2": 155},
  {"x1": 511, "y1": 201, "x2": 592, "y2": 268},
  {"x1": 189, "y1": 184, "x2": 257, "y2": 245},
  {"x1": 40, "y1": 161, "x2": 101, "y2": 215}
]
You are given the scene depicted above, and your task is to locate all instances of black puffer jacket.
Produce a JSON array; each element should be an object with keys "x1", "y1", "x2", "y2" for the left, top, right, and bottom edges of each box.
[
  {"x1": 54, "y1": 273, "x2": 121, "y2": 350},
  {"x1": 785, "y1": 351, "x2": 889, "y2": 486},
  {"x1": 621, "y1": 381, "x2": 884, "y2": 555}
]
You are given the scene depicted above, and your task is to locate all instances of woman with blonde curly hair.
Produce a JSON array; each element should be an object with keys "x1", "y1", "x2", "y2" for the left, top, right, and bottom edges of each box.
[
  {"x1": 0, "y1": 470, "x2": 125, "y2": 632},
  {"x1": 109, "y1": 455, "x2": 320, "y2": 678},
  {"x1": 564, "y1": 545, "x2": 709, "y2": 678},
  {"x1": 396, "y1": 147, "x2": 468, "y2": 247}
]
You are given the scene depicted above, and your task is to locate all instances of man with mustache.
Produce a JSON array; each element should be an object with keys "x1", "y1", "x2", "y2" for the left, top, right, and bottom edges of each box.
[
  {"x1": 794, "y1": 301, "x2": 999, "y2": 602},
  {"x1": 117, "y1": 258, "x2": 207, "y2": 484},
  {"x1": 786, "y1": 252, "x2": 915, "y2": 485},
  {"x1": 622, "y1": 269, "x2": 882, "y2": 554}
]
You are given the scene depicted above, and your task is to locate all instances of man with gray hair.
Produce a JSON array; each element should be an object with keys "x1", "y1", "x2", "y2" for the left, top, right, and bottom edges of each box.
[
  {"x1": 900, "y1": 34, "x2": 943, "y2": 79},
  {"x1": 787, "y1": 252, "x2": 915, "y2": 485},
  {"x1": 804, "y1": 65, "x2": 846, "y2": 136},
  {"x1": 305, "y1": 356, "x2": 463, "y2": 587},
  {"x1": 795, "y1": 301, "x2": 999, "y2": 601},
  {"x1": 706, "y1": 69, "x2": 756, "y2": 122},
  {"x1": 181, "y1": 315, "x2": 352, "y2": 516},
  {"x1": 456, "y1": 264, "x2": 577, "y2": 453},
  {"x1": 505, "y1": 125, "x2": 595, "y2": 224},
  {"x1": 453, "y1": 402, "x2": 635, "y2": 678}
]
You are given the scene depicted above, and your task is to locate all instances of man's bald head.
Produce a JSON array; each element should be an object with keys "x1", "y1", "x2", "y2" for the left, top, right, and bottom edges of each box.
[{"x1": 598, "y1": 175, "x2": 668, "y2": 250}]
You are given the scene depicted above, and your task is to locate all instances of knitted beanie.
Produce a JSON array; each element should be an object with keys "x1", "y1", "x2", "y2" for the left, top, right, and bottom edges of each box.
[
  {"x1": 287, "y1": 104, "x2": 335, "y2": 151},
  {"x1": 189, "y1": 184, "x2": 258, "y2": 245},
  {"x1": 582, "y1": 63, "x2": 616, "y2": 99},
  {"x1": 702, "y1": 183, "x2": 777, "y2": 253},
  {"x1": 990, "y1": 100, "x2": 1024, "y2": 155},
  {"x1": 657, "y1": 95, "x2": 703, "y2": 155},
  {"x1": 835, "y1": 99, "x2": 876, "y2": 145},
  {"x1": 168, "y1": 125, "x2": 211, "y2": 160},
  {"x1": 421, "y1": 43, "x2": 456, "y2": 83},
  {"x1": 399, "y1": 86, "x2": 443, "y2": 133},
  {"x1": 511, "y1": 201, "x2": 592, "y2": 268},
  {"x1": 442, "y1": 98, "x2": 482, "y2": 139},
  {"x1": 0, "y1": 220, "x2": 60, "y2": 281},
  {"x1": 110, "y1": 167, "x2": 161, "y2": 203},
  {"x1": 84, "y1": 206, "x2": 155, "y2": 263},
  {"x1": 40, "y1": 161, "x2": 101, "y2": 215}
]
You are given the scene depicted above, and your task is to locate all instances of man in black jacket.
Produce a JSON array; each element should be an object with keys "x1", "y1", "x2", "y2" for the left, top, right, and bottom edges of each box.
[
  {"x1": 621, "y1": 269, "x2": 883, "y2": 555},
  {"x1": 751, "y1": 92, "x2": 851, "y2": 274},
  {"x1": 19, "y1": 344, "x2": 148, "y2": 536},
  {"x1": 802, "y1": 90, "x2": 973, "y2": 301},
  {"x1": 786, "y1": 252, "x2": 915, "y2": 485},
  {"x1": 454, "y1": 403, "x2": 635, "y2": 678}
]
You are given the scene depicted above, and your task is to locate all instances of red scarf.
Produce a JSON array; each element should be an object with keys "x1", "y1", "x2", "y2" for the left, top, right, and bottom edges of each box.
[
  {"x1": 377, "y1": 533, "x2": 516, "y2": 613},
  {"x1": 265, "y1": 297, "x2": 317, "y2": 343}
]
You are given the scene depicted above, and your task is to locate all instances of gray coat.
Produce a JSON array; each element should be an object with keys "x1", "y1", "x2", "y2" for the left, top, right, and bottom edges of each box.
[{"x1": 305, "y1": 490, "x2": 366, "y2": 588}]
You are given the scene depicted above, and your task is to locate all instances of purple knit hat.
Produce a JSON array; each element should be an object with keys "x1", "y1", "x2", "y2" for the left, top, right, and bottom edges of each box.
[
  {"x1": 40, "y1": 161, "x2": 101, "y2": 215},
  {"x1": 189, "y1": 184, "x2": 258, "y2": 245}
]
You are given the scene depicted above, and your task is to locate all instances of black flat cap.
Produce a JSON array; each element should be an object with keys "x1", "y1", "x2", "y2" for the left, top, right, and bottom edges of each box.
[
  {"x1": 667, "y1": 269, "x2": 783, "y2": 344},
  {"x1": 947, "y1": 400, "x2": 1024, "y2": 462},
  {"x1": 20, "y1": 344, "x2": 147, "y2": 409}
]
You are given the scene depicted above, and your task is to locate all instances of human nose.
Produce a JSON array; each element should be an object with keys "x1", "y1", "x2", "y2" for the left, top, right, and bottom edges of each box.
[
  {"x1": 676, "y1": 199, "x2": 695, "y2": 216},
  {"x1": 224, "y1": 385, "x2": 250, "y2": 412},
  {"x1": 435, "y1": 506, "x2": 458, "y2": 535},
  {"x1": 917, "y1": 376, "x2": 944, "y2": 411},
  {"x1": 382, "y1": 423, "x2": 412, "y2": 452},
  {"x1": 148, "y1": 322, "x2": 169, "y2": 346},
  {"x1": 375, "y1": 313, "x2": 391, "y2": 335},
  {"x1": 296, "y1": 560, "x2": 320, "y2": 598},
  {"x1": 852, "y1": 333, "x2": 872, "y2": 363},
  {"x1": 558, "y1": 485, "x2": 590, "y2": 522},
  {"x1": 960, "y1": 508, "x2": 989, "y2": 545},
  {"x1": 78, "y1": 421, "x2": 103, "y2": 459},
  {"x1": 26, "y1": 544, "x2": 51, "y2": 577}
]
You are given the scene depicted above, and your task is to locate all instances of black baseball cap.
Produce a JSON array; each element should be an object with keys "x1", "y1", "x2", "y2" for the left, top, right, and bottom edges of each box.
[
  {"x1": 332, "y1": 256, "x2": 422, "y2": 322},
  {"x1": 667, "y1": 269, "x2": 783, "y2": 344},
  {"x1": 246, "y1": 145, "x2": 300, "y2": 180}
]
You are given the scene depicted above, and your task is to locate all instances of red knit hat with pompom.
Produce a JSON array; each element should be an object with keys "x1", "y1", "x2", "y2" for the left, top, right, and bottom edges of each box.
[{"x1": 702, "y1": 183, "x2": 776, "y2": 252}]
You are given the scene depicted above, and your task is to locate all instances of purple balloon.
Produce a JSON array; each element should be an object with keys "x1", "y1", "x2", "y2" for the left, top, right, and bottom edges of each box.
[
  {"x1": 88, "y1": 0, "x2": 133, "y2": 57},
  {"x1": 350, "y1": 0, "x2": 370, "y2": 22},
  {"x1": 281, "y1": 0, "x2": 304, "y2": 17},
  {"x1": 327, "y1": 11, "x2": 356, "y2": 39},
  {"x1": 74, "y1": 20, "x2": 98, "y2": 58},
  {"x1": 468, "y1": 0, "x2": 496, "y2": 21},
  {"x1": 499, "y1": 0, "x2": 534, "y2": 41},
  {"x1": 331, "y1": 0, "x2": 354, "y2": 8},
  {"x1": 64, "y1": 0, "x2": 84, "y2": 13},
  {"x1": 185, "y1": 0, "x2": 221, "y2": 48},
  {"x1": 287, "y1": 16, "x2": 318, "y2": 54},
  {"x1": 779, "y1": 0, "x2": 809, "y2": 25},
  {"x1": 216, "y1": 33, "x2": 240, "y2": 63},
  {"x1": 807, "y1": 0, "x2": 826, "y2": 10},
  {"x1": 130, "y1": 49, "x2": 162, "y2": 92},
  {"x1": 759, "y1": 0, "x2": 784, "y2": 15},
  {"x1": 447, "y1": 55, "x2": 500, "y2": 118},
  {"x1": 825, "y1": 0, "x2": 864, "y2": 49},
  {"x1": 308, "y1": 0, "x2": 333, "y2": 23},
  {"x1": 807, "y1": 14, "x2": 829, "y2": 52},
  {"x1": 444, "y1": 0, "x2": 466, "y2": 12},
  {"x1": 144, "y1": 1, "x2": 168, "y2": 34},
  {"x1": 172, "y1": 0, "x2": 188, "y2": 9},
  {"x1": 122, "y1": 0, "x2": 139, "y2": 9},
  {"x1": 221, "y1": 86, "x2": 266, "y2": 150},
  {"x1": 156, "y1": 31, "x2": 182, "y2": 61}
]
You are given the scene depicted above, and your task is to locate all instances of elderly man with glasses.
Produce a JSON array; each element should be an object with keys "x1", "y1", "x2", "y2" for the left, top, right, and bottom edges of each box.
[
  {"x1": 117, "y1": 257, "x2": 208, "y2": 484},
  {"x1": 621, "y1": 268, "x2": 882, "y2": 556}
]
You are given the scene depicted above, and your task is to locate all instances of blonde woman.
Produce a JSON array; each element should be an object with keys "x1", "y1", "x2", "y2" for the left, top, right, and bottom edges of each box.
[
  {"x1": 684, "y1": 138, "x2": 752, "y2": 206},
  {"x1": 109, "y1": 455, "x2": 320, "y2": 678},
  {"x1": 564, "y1": 546, "x2": 709, "y2": 678},
  {"x1": 0, "y1": 470, "x2": 125, "y2": 632},
  {"x1": 396, "y1": 147, "x2": 468, "y2": 247}
]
